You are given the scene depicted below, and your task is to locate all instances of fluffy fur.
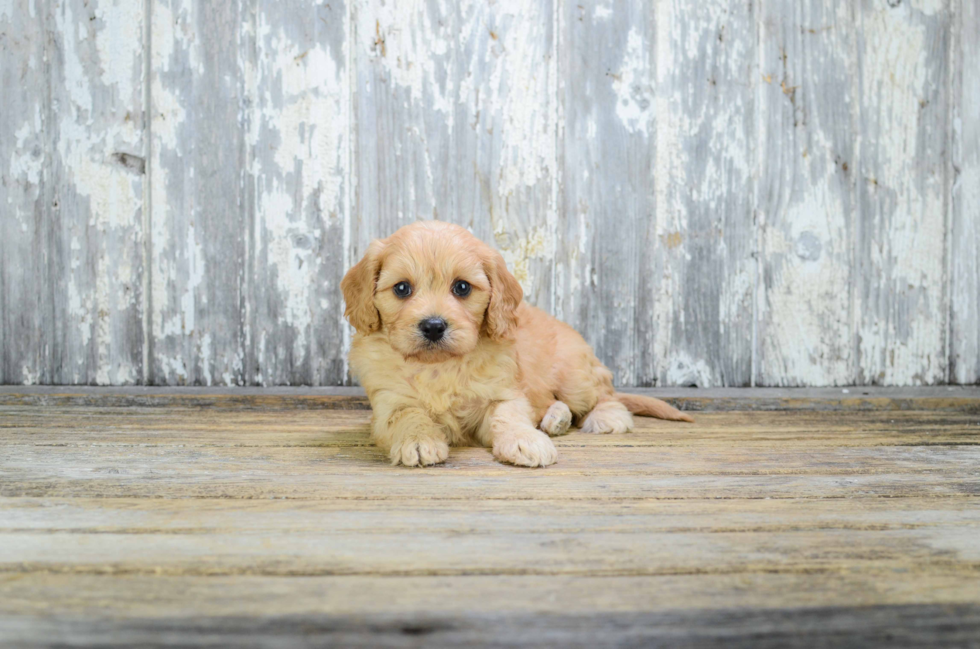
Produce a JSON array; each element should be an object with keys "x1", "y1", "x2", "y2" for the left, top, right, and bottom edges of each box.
[{"x1": 341, "y1": 221, "x2": 693, "y2": 468}]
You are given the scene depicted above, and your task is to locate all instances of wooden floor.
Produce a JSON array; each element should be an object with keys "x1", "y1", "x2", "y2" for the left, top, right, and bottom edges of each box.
[{"x1": 1, "y1": 387, "x2": 979, "y2": 648}]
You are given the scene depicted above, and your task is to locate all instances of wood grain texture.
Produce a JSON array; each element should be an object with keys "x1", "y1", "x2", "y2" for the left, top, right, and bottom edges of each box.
[
  {"x1": 2, "y1": 402, "x2": 980, "y2": 504},
  {"x1": 950, "y1": 0, "x2": 979, "y2": 384},
  {"x1": 454, "y1": 0, "x2": 557, "y2": 309},
  {"x1": 2, "y1": 603, "x2": 979, "y2": 649},
  {"x1": 149, "y1": 0, "x2": 249, "y2": 386},
  {"x1": 2, "y1": 569, "x2": 979, "y2": 616},
  {"x1": 352, "y1": 0, "x2": 557, "y2": 311},
  {"x1": 1, "y1": 2, "x2": 976, "y2": 388},
  {"x1": 756, "y1": 1, "x2": 857, "y2": 387},
  {"x1": 556, "y1": 0, "x2": 651, "y2": 386},
  {"x1": 854, "y1": 0, "x2": 952, "y2": 385},
  {"x1": 0, "y1": 0, "x2": 47, "y2": 385},
  {"x1": 4, "y1": 406, "x2": 980, "y2": 447},
  {"x1": 640, "y1": 0, "x2": 756, "y2": 388},
  {"x1": 1, "y1": 0, "x2": 146, "y2": 385},
  {"x1": 3, "y1": 501, "x2": 979, "y2": 575},
  {"x1": 3, "y1": 385, "x2": 980, "y2": 412},
  {"x1": 248, "y1": 0, "x2": 350, "y2": 385},
  {"x1": 352, "y1": 0, "x2": 456, "y2": 241},
  {"x1": 1, "y1": 394, "x2": 979, "y2": 646},
  {"x1": 4, "y1": 445, "x2": 979, "y2": 501}
]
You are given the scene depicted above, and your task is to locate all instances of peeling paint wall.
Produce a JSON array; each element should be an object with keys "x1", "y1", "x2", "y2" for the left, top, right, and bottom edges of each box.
[
  {"x1": 1, "y1": 0, "x2": 145, "y2": 386},
  {"x1": 1, "y1": 0, "x2": 976, "y2": 386}
]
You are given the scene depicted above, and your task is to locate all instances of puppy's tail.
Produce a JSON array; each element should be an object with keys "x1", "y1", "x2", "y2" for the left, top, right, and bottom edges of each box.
[{"x1": 615, "y1": 393, "x2": 694, "y2": 423}]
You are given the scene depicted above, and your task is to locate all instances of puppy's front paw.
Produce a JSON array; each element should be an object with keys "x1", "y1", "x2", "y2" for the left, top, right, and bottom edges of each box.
[
  {"x1": 390, "y1": 435, "x2": 449, "y2": 467},
  {"x1": 539, "y1": 401, "x2": 572, "y2": 437},
  {"x1": 493, "y1": 428, "x2": 558, "y2": 468}
]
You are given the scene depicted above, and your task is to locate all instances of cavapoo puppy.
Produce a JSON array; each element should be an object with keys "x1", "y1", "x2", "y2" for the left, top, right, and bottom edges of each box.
[{"x1": 341, "y1": 221, "x2": 693, "y2": 468}]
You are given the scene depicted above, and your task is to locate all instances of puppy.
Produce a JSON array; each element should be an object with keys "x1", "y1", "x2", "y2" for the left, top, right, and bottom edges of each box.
[{"x1": 341, "y1": 221, "x2": 693, "y2": 468}]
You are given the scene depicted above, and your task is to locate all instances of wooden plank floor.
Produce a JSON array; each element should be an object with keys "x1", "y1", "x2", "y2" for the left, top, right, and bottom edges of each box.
[{"x1": 1, "y1": 388, "x2": 979, "y2": 648}]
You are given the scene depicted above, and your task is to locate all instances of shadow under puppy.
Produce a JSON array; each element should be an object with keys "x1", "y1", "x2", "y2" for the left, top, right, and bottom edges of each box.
[{"x1": 341, "y1": 221, "x2": 693, "y2": 468}]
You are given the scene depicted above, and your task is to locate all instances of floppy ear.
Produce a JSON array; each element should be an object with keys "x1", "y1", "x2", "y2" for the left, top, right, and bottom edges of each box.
[
  {"x1": 483, "y1": 249, "x2": 523, "y2": 341},
  {"x1": 341, "y1": 239, "x2": 386, "y2": 334}
]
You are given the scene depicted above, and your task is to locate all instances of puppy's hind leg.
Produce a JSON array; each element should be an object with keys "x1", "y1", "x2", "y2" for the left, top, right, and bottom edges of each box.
[
  {"x1": 539, "y1": 401, "x2": 573, "y2": 437},
  {"x1": 580, "y1": 399, "x2": 634, "y2": 435}
]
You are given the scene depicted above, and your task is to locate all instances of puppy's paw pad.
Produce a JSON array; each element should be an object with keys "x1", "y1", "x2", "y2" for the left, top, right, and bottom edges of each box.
[
  {"x1": 540, "y1": 402, "x2": 573, "y2": 437},
  {"x1": 391, "y1": 436, "x2": 449, "y2": 467},
  {"x1": 581, "y1": 405, "x2": 633, "y2": 435},
  {"x1": 493, "y1": 429, "x2": 558, "y2": 468}
]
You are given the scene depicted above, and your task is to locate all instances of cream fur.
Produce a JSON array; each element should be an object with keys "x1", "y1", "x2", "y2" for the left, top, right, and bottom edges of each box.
[
  {"x1": 342, "y1": 221, "x2": 692, "y2": 468},
  {"x1": 540, "y1": 401, "x2": 572, "y2": 437}
]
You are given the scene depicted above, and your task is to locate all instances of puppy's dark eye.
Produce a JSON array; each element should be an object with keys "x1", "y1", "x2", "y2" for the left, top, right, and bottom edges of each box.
[
  {"x1": 452, "y1": 280, "x2": 471, "y2": 298},
  {"x1": 393, "y1": 281, "x2": 412, "y2": 298}
]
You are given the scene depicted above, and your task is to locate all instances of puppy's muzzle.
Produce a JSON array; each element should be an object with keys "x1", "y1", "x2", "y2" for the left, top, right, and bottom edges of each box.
[{"x1": 419, "y1": 317, "x2": 448, "y2": 342}]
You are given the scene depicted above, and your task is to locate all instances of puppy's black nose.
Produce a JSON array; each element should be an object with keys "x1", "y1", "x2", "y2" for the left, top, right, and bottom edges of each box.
[{"x1": 419, "y1": 317, "x2": 447, "y2": 342}]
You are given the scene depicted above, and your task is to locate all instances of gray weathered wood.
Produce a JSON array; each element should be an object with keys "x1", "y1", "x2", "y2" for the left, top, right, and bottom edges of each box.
[
  {"x1": 149, "y1": 0, "x2": 249, "y2": 385},
  {"x1": 352, "y1": 0, "x2": 556, "y2": 315},
  {"x1": 2, "y1": 385, "x2": 980, "y2": 413},
  {"x1": 556, "y1": 0, "x2": 652, "y2": 386},
  {"x1": 352, "y1": 0, "x2": 455, "y2": 243},
  {"x1": 1, "y1": 0, "x2": 146, "y2": 385},
  {"x1": 3, "y1": 496, "x2": 979, "y2": 574},
  {"x1": 854, "y1": 0, "x2": 952, "y2": 385},
  {"x1": 0, "y1": 1, "x2": 47, "y2": 385},
  {"x1": 2, "y1": 604, "x2": 979, "y2": 648},
  {"x1": 950, "y1": 0, "x2": 979, "y2": 384},
  {"x1": 1, "y1": 1, "x2": 976, "y2": 387},
  {"x1": 1, "y1": 394, "x2": 980, "y2": 646},
  {"x1": 756, "y1": 0, "x2": 858, "y2": 387},
  {"x1": 248, "y1": 0, "x2": 350, "y2": 385},
  {"x1": 639, "y1": 0, "x2": 756, "y2": 388},
  {"x1": 453, "y1": 0, "x2": 557, "y2": 310},
  {"x1": 50, "y1": 0, "x2": 147, "y2": 386}
]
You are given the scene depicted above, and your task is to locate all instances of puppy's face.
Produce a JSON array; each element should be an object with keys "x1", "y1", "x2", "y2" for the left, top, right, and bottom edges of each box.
[
  {"x1": 374, "y1": 235, "x2": 491, "y2": 362},
  {"x1": 341, "y1": 222, "x2": 523, "y2": 362}
]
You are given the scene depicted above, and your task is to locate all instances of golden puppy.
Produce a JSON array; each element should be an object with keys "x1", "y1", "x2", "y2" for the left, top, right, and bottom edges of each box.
[{"x1": 341, "y1": 221, "x2": 693, "y2": 468}]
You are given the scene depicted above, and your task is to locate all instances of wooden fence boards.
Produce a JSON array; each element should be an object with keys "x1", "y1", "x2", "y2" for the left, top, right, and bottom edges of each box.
[
  {"x1": 757, "y1": 0, "x2": 858, "y2": 387},
  {"x1": 1, "y1": 0, "x2": 146, "y2": 385},
  {"x1": 248, "y1": 0, "x2": 351, "y2": 386},
  {"x1": 1, "y1": 0, "x2": 48, "y2": 385},
  {"x1": 853, "y1": 0, "x2": 952, "y2": 386},
  {"x1": 149, "y1": 0, "x2": 250, "y2": 386},
  {"x1": 0, "y1": 1, "x2": 975, "y2": 386},
  {"x1": 642, "y1": 0, "x2": 757, "y2": 389},
  {"x1": 557, "y1": 0, "x2": 651, "y2": 386},
  {"x1": 951, "y1": 0, "x2": 980, "y2": 384}
]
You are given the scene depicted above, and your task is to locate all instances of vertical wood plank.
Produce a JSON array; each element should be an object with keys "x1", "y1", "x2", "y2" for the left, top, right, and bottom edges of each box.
[
  {"x1": 1, "y1": 0, "x2": 146, "y2": 385},
  {"x1": 639, "y1": 1, "x2": 756, "y2": 387},
  {"x1": 2, "y1": 0, "x2": 968, "y2": 388},
  {"x1": 756, "y1": 1, "x2": 858, "y2": 386},
  {"x1": 149, "y1": 0, "x2": 248, "y2": 385},
  {"x1": 0, "y1": 0, "x2": 47, "y2": 384},
  {"x1": 249, "y1": 0, "x2": 350, "y2": 385},
  {"x1": 950, "y1": 0, "x2": 979, "y2": 384},
  {"x1": 557, "y1": 0, "x2": 652, "y2": 386},
  {"x1": 352, "y1": 0, "x2": 457, "y2": 248},
  {"x1": 50, "y1": 0, "x2": 147, "y2": 385},
  {"x1": 854, "y1": 0, "x2": 951, "y2": 385},
  {"x1": 351, "y1": 0, "x2": 557, "y2": 332},
  {"x1": 454, "y1": 0, "x2": 557, "y2": 308}
]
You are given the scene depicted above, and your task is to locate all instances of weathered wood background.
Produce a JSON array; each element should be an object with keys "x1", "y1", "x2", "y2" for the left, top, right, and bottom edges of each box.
[{"x1": 1, "y1": 0, "x2": 977, "y2": 387}]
